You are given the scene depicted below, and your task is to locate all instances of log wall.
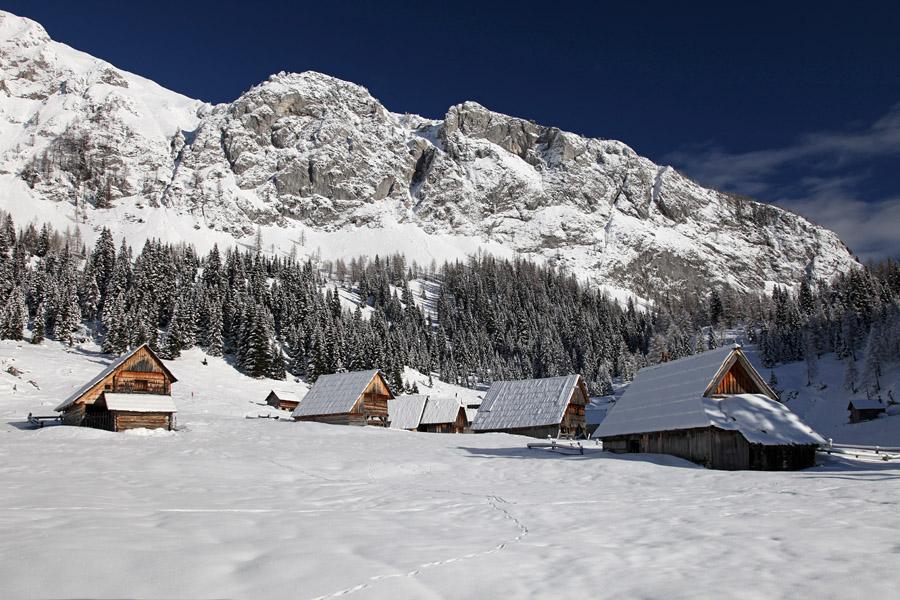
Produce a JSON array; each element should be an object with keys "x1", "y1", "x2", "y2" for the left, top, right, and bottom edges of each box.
[{"x1": 113, "y1": 412, "x2": 173, "y2": 432}]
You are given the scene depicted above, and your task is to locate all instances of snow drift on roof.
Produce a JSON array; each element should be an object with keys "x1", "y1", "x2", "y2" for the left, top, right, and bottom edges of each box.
[
  {"x1": 291, "y1": 370, "x2": 381, "y2": 418},
  {"x1": 101, "y1": 393, "x2": 177, "y2": 413},
  {"x1": 471, "y1": 375, "x2": 582, "y2": 431},
  {"x1": 594, "y1": 347, "x2": 823, "y2": 446},
  {"x1": 848, "y1": 399, "x2": 887, "y2": 411},
  {"x1": 388, "y1": 396, "x2": 428, "y2": 430}
]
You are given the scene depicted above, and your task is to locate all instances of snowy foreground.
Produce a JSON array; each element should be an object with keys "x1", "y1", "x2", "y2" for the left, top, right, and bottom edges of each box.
[{"x1": 2, "y1": 341, "x2": 900, "y2": 599}]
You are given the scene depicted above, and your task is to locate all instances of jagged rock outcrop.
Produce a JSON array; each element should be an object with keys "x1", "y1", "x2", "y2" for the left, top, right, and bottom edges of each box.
[{"x1": 0, "y1": 10, "x2": 857, "y2": 298}]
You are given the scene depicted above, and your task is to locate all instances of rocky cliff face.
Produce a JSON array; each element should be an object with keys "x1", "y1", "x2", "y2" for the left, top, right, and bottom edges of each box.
[{"x1": 0, "y1": 10, "x2": 856, "y2": 298}]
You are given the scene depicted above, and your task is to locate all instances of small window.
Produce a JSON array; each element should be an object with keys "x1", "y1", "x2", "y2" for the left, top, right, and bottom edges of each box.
[{"x1": 104, "y1": 384, "x2": 111, "y2": 390}]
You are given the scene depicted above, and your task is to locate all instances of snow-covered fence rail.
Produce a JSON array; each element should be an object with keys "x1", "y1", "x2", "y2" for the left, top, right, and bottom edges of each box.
[
  {"x1": 818, "y1": 440, "x2": 900, "y2": 462},
  {"x1": 26, "y1": 413, "x2": 60, "y2": 428},
  {"x1": 527, "y1": 440, "x2": 584, "y2": 455}
]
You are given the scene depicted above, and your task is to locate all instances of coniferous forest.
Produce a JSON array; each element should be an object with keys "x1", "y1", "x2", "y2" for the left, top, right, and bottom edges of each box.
[{"x1": 1, "y1": 211, "x2": 899, "y2": 399}]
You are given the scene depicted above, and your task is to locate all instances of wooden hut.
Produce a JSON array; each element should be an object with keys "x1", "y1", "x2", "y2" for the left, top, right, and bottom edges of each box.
[
  {"x1": 265, "y1": 390, "x2": 301, "y2": 411},
  {"x1": 848, "y1": 399, "x2": 887, "y2": 423},
  {"x1": 418, "y1": 397, "x2": 469, "y2": 433},
  {"x1": 595, "y1": 345, "x2": 823, "y2": 470},
  {"x1": 471, "y1": 374, "x2": 589, "y2": 438},
  {"x1": 291, "y1": 370, "x2": 393, "y2": 426},
  {"x1": 54, "y1": 344, "x2": 178, "y2": 432}
]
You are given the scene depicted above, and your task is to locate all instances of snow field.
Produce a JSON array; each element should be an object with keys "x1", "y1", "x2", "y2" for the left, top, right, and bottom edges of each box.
[{"x1": 1, "y1": 340, "x2": 899, "y2": 599}]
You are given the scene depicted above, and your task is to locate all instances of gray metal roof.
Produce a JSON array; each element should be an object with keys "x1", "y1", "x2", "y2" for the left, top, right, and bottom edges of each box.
[
  {"x1": 471, "y1": 374, "x2": 583, "y2": 431},
  {"x1": 101, "y1": 393, "x2": 177, "y2": 413},
  {"x1": 291, "y1": 370, "x2": 383, "y2": 418},
  {"x1": 55, "y1": 344, "x2": 176, "y2": 412},
  {"x1": 594, "y1": 346, "x2": 823, "y2": 445},
  {"x1": 388, "y1": 396, "x2": 428, "y2": 430},
  {"x1": 420, "y1": 397, "x2": 465, "y2": 425}
]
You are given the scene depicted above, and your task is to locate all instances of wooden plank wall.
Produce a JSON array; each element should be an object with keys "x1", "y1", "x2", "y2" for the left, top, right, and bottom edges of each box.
[
  {"x1": 714, "y1": 361, "x2": 757, "y2": 396},
  {"x1": 114, "y1": 412, "x2": 172, "y2": 432}
]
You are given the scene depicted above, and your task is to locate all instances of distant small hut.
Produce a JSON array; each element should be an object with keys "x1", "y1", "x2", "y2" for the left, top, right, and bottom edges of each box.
[
  {"x1": 292, "y1": 370, "x2": 394, "y2": 426},
  {"x1": 55, "y1": 344, "x2": 178, "y2": 432},
  {"x1": 848, "y1": 399, "x2": 886, "y2": 423},
  {"x1": 265, "y1": 390, "x2": 302, "y2": 411},
  {"x1": 595, "y1": 345, "x2": 823, "y2": 470},
  {"x1": 418, "y1": 397, "x2": 469, "y2": 433},
  {"x1": 471, "y1": 374, "x2": 589, "y2": 438}
]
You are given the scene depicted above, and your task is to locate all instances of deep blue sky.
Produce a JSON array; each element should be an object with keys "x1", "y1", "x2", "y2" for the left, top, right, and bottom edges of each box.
[{"x1": 7, "y1": 1, "x2": 900, "y2": 260}]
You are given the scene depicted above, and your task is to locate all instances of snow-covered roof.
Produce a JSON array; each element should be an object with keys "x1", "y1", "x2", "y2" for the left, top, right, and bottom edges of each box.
[
  {"x1": 389, "y1": 396, "x2": 428, "y2": 430},
  {"x1": 848, "y1": 399, "x2": 887, "y2": 411},
  {"x1": 291, "y1": 370, "x2": 384, "y2": 418},
  {"x1": 268, "y1": 390, "x2": 301, "y2": 403},
  {"x1": 100, "y1": 393, "x2": 177, "y2": 413},
  {"x1": 55, "y1": 344, "x2": 177, "y2": 412},
  {"x1": 594, "y1": 347, "x2": 823, "y2": 446},
  {"x1": 420, "y1": 397, "x2": 465, "y2": 425},
  {"x1": 471, "y1": 375, "x2": 584, "y2": 431}
]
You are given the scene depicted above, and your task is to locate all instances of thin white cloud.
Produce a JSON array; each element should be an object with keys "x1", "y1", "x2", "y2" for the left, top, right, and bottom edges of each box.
[{"x1": 663, "y1": 103, "x2": 900, "y2": 261}]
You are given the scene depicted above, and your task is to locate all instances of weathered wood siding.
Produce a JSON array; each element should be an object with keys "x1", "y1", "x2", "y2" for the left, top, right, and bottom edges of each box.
[
  {"x1": 604, "y1": 427, "x2": 817, "y2": 470},
  {"x1": 113, "y1": 412, "x2": 174, "y2": 432},
  {"x1": 713, "y1": 361, "x2": 757, "y2": 396},
  {"x1": 296, "y1": 414, "x2": 367, "y2": 426},
  {"x1": 70, "y1": 346, "x2": 174, "y2": 408},
  {"x1": 61, "y1": 403, "x2": 85, "y2": 426}
]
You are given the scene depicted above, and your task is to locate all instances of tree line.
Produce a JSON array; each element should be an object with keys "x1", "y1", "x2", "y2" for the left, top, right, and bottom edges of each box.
[{"x1": 0, "y1": 212, "x2": 898, "y2": 400}]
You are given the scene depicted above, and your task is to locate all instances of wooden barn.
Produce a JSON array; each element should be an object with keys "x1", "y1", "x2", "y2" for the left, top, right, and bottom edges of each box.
[
  {"x1": 848, "y1": 399, "x2": 887, "y2": 423},
  {"x1": 471, "y1": 374, "x2": 589, "y2": 439},
  {"x1": 54, "y1": 344, "x2": 178, "y2": 432},
  {"x1": 265, "y1": 390, "x2": 302, "y2": 411},
  {"x1": 594, "y1": 345, "x2": 824, "y2": 470},
  {"x1": 291, "y1": 369, "x2": 393, "y2": 426}
]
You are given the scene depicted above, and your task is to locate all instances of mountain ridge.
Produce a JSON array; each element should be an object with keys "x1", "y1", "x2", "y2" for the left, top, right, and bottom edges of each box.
[{"x1": 0, "y1": 10, "x2": 857, "y2": 299}]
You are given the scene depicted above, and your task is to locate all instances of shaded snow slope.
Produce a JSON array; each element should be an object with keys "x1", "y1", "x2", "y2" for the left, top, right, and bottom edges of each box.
[
  {"x1": 0, "y1": 10, "x2": 858, "y2": 301},
  {"x1": 2, "y1": 341, "x2": 900, "y2": 599}
]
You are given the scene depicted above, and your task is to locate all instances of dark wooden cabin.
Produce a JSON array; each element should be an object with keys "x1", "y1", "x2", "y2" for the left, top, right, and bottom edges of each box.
[
  {"x1": 265, "y1": 390, "x2": 301, "y2": 411},
  {"x1": 291, "y1": 370, "x2": 393, "y2": 426},
  {"x1": 55, "y1": 344, "x2": 178, "y2": 432},
  {"x1": 471, "y1": 374, "x2": 589, "y2": 439},
  {"x1": 848, "y1": 399, "x2": 887, "y2": 423},
  {"x1": 595, "y1": 345, "x2": 823, "y2": 470}
]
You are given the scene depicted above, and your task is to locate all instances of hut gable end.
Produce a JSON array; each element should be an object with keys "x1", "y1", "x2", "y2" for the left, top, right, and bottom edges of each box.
[{"x1": 55, "y1": 344, "x2": 177, "y2": 412}]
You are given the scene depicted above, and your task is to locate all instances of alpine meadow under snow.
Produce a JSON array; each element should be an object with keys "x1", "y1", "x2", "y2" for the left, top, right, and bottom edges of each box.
[
  {"x1": 2, "y1": 339, "x2": 900, "y2": 600},
  {"x1": 3, "y1": 7, "x2": 900, "y2": 600}
]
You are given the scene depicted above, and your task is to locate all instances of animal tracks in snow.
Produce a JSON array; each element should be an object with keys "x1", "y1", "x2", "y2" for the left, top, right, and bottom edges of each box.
[{"x1": 311, "y1": 491, "x2": 529, "y2": 600}]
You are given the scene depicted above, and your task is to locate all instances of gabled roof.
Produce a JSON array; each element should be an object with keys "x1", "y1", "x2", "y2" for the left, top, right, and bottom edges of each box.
[
  {"x1": 594, "y1": 346, "x2": 823, "y2": 445},
  {"x1": 848, "y1": 398, "x2": 887, "y2": 411},
  {"x1": 471, "y1": 374, "x2": 585, "y2": 431},
  {"x1": 388, "y1": 395, "x2": 428, "y2": 430},
  {"x1": 268, "y1": 390, "x2": 302, "y2": 403},
  {"x1": 55, "y1": 344, "x2": 177, "y2": 412},
  {"x1": 420, "y1": 397, "x2": 466, "y2": 425},
  {"x1": 100, "y1": 393, "x2": 177, "y2": 413},
  {"x1": 291, "y1": 370, "x2": 389, "y2": 418}
]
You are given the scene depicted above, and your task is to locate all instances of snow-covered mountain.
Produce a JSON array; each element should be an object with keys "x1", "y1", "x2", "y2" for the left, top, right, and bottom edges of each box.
[{"x1": 0, "y1": 10, "x2": 856, "y2": 298}]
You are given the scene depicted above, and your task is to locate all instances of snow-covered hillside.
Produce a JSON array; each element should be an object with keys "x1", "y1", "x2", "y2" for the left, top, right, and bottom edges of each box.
[
  {"x1": 0, "y1": 10, "x2": 858, "y2": 301},
  {"x1": 2, "y1": 340, "x2": 899, "y2": 599}
]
